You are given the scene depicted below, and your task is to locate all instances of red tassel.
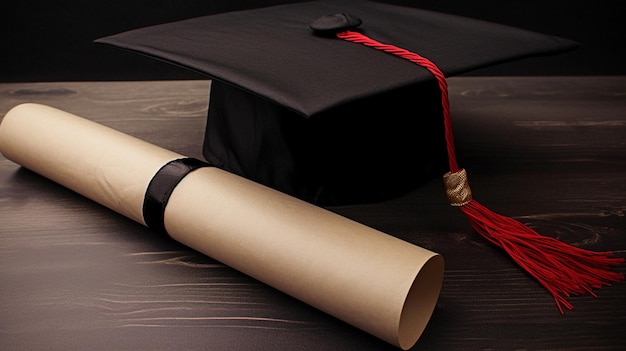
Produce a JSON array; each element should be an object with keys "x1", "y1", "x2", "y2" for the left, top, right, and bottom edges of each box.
[
  {"x1": 461, "y1": 196, "x2": 624, "y2": 313},
  {"x1": 337, "y1": 30, "x2": 624, "y2": 312}
]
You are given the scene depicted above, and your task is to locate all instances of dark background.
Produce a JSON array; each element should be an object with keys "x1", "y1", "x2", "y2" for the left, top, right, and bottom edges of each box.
[{"x1": 2, "y1": 0, "x2": 625, "y2": 82}]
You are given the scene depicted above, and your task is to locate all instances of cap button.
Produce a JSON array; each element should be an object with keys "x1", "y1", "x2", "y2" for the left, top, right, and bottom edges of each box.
[{"x1": 310, "y1": 13, "x2": 362, "y2": 34}]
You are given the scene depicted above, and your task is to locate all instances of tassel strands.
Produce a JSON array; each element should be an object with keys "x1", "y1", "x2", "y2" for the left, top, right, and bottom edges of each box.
[
  {"x1": 336, "y1": 30, "x2": 624, "y2": 313},
  {"x1": 461, "y1": 199, "x2": 624, "y2": 313}
]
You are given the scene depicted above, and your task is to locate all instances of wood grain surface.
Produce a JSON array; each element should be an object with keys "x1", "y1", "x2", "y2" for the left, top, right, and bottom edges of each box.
[{"x1": 1, "y1": 77, "x2": 625, "y2": 350}]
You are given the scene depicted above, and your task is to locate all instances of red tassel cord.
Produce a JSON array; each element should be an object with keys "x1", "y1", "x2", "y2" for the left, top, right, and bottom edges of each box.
[{"x1": 336, "y1": 30, "x2": 624, "y2": 313}]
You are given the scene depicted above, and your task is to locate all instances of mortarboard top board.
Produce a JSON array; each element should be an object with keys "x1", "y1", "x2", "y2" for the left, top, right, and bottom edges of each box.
[{"x1": 95, "y1": 0, "x2": 578, "y2": 205}]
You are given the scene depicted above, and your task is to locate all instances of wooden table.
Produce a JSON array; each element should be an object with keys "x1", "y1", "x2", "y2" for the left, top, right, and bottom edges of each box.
[{"x1": 1, "y1": 77, "x2": 625, "y2": 350}]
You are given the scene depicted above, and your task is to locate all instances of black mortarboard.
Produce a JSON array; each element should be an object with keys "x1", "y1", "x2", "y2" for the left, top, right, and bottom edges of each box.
[
  {"x1": 96, "y1": 0, "x2": 577, "y2": 206},
  {"x1": 95, "y1": 0, "x2": 624, "y2": 316}
]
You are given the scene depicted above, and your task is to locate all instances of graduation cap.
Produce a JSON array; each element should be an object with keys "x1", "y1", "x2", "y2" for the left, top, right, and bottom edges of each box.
[
  {"x1": 96, "y1": 1, "x2": 622, "y2": 313},
  {"x1": 95, "y1": 0, "x2": 579, "y2": 206}
]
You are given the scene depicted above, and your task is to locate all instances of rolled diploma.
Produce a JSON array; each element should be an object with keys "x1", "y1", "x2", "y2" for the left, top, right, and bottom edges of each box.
[{"x1": 0, "y1": 103, "x2": 444, "y2": 350}]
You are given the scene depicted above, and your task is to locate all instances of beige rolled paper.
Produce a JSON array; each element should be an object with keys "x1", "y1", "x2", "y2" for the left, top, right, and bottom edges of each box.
[{"x1": 0, "y1": 103, "x2": 444, "y2": 350}]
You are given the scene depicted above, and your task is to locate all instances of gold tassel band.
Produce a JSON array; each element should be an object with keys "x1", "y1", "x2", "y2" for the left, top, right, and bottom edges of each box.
[{"x1": 443, "y1": 169, "x2": 472, "y2": 206}]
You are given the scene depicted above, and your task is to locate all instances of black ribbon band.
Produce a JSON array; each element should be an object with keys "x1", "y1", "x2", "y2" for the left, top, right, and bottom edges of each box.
[{"x1": 142, "y1": 157, "x2": 212, "y2": 234}]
